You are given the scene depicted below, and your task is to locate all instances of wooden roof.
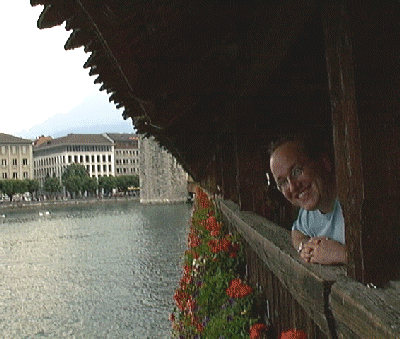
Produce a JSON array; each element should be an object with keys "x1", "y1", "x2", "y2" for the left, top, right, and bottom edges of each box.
[{"x1": 31, "y1": 0, "x2": 328, "y2": 180}]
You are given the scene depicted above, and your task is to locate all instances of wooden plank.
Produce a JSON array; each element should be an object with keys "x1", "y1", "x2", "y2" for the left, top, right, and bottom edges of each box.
[
  {"x1": 331, "y1": 275, "x2": 400, "y2": 338},
  {"x1": 219, "y1": 199, "x2": 344, "y2": 337}
]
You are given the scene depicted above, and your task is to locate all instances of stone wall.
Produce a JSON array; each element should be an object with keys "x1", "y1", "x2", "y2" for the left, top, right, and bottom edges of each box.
[{"x1": 139, "y1": 135, "x2": 188, "y2": 204}]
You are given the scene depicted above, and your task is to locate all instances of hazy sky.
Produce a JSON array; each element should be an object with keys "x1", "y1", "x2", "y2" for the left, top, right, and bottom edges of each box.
[{"x1": 2, "y1": 3, "x2": 108, "y2": 134}]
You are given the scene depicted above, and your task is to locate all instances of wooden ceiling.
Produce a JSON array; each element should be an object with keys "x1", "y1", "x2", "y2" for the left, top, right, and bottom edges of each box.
[{"x1": 31, "y1": 0, "x2": 330, "y2": 181}]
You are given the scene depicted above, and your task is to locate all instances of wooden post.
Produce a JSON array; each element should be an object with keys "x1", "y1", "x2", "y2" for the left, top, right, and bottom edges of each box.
[{"x1": 323, "y1": 1, "x2": 400, "y2": 286}]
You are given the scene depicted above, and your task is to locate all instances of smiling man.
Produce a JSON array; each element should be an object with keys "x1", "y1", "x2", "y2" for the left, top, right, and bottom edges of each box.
[{"x1": 269, "y1": 133, "x2": 347, "y2": 265}]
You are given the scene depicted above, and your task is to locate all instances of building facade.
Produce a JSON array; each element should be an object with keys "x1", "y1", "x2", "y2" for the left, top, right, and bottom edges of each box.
[
  {"x1": 33, "y1": 134, "x2": 115, "y2": 185},
  {"x1": 139, "y1": 135, "x2": 188, "y2": 203},
  {"x1": 0, "y1": 133, "x2": 34, "y2": 180},
  {"x1": 105, "y1": 133, "x2": 139, "y2": 176}
]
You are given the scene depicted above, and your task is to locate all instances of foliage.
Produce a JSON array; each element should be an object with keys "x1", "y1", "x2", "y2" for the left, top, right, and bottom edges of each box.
[
  {"x1": 26, "y1": 179, "x2": 40, "y2": 197},
  {"x1": 98, "y1": 175, "x2": 116, "y2": 194},
  {"x1": 0, "y1": 179, "x2": 28, "y2": 201},
  {"x1": 62, "y1": 164, "x2": 89, "y2": 197},
  {"x1": 83, "y1": 177, "x2": 99, "y2": 195},
  {"x1": 61, "y1": 163, "x2": 89, "y2": 181},
  {"x1": 115, "y1": 175, "x2": 139, "y2": 193},
  {"x1": 43, "y1": 176, "x2": 62, "y2": 196},
  {"x1": 170, "y1": 187, "x2": 267, "y2": 338}
]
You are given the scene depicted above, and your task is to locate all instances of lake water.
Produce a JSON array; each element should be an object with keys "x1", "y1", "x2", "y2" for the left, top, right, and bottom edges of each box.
[{"x1": 0, "y1": 201, "x2": 192, "y2": 338}]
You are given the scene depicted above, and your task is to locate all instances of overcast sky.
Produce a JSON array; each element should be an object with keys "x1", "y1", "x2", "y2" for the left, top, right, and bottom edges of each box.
[{"x1": 1, "y1": 3, "x2": 108, "y2": 135}]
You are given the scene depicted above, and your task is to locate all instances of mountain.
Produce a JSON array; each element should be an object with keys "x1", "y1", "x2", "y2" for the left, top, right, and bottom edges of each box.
[{"x1": 15, "y1": 91, "x2": 135, "y2": 139}]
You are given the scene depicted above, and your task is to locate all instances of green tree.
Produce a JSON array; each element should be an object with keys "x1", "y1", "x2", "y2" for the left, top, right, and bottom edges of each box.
[
  {"x1": 83, "y1": 177, "x2": 98, "y2": 197},
  {"x1": 43, "y1": 176, "x2": 62, "y2": 198},
  {"x1": 115, "y1": 175, "x2": 139, "y2": 194},
  {"x1": 25, "y1": 179, "x2": 40, "y2": 200},
  {"x1": 62, "y1": 164, "x2": 89, "y2": 198},
  {"x1": 98, "y1": 175, "x2": 116, "y2": 195},
  {"x1": 0, "y1": 179, "x2": 28, "y2": 202}
]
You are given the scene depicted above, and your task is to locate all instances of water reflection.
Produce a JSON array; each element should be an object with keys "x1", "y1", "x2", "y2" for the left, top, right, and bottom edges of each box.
[{"x1": 0, "y1": 202, "x2": 191, "y2": 338}]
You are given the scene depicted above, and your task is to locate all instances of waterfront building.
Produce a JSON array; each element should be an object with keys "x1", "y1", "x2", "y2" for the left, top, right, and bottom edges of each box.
[
  {"x1": 0, "y1": 133, "x2": 34, "y2": 180},
  {"x1": 139, "y1": 135, "x2": 188, "y2": 203},
  {"x1": 33, "y1": 134, "x2": 114, "y2": 186},
  {"x1": 105, "y1": 133, "x2": 139, "y2": 176}
]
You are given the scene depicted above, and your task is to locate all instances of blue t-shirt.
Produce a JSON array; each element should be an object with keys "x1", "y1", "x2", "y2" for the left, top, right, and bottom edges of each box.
[{"x1": 292, "y1": 199, "x2": 345, "y2": 244}]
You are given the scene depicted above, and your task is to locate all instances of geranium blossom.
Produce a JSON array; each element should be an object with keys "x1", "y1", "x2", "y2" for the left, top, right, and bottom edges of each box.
[
  {"x1": 226, "y1": 278, "x2": 253, "y2": 298},
  {"x1": 250, "y1": 323, "x2": 267, "y2": 338}
]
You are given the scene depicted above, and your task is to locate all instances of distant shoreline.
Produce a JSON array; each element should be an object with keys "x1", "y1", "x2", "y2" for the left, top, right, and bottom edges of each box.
[{"x1": 0, "y1": 196, "x2": 141, "y2": 212}]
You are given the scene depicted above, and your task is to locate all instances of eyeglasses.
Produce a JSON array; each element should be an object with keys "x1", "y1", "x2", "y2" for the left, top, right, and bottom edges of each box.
[{"x1": 276, "y1": 165, "x2": 304, "y2": 192}]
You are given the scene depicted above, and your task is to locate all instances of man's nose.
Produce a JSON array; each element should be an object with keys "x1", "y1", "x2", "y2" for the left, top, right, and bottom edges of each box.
[{"x1": 288, "y1": 177, "x2": 300, "y2": 192}]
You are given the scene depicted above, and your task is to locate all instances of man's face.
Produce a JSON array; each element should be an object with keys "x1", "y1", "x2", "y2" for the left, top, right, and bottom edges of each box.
[{"x1": 269, "y1": 141, "x2": 332, "y2": 212}]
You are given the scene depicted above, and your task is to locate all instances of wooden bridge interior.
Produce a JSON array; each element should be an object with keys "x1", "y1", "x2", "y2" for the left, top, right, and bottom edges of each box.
[{"x1": 32, "y1": 0, "x2": 400, "y2": 337}]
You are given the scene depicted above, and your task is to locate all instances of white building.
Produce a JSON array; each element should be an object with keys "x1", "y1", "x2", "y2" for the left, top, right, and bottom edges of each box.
[
  {"x1": 139, "y1": 135, "x2": 188, "y2": 203},
  {"x1": 0, "y1": 133, "x2": 34, "y2": 180},
  {"x1": 105, "y1": 133, "x2": 139, "y2": 176},
  {"x1": 33, "y1": 134, "x2": 114, "y2": 185}
]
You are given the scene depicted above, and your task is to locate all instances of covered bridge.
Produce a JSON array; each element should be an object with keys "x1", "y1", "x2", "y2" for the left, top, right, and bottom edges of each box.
[{"x1": 32, "y1": 1, "x2": 400, "y2": 337}]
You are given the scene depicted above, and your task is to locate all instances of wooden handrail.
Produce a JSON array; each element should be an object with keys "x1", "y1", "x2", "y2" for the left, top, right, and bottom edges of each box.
[{"x1": 218, "y1": 198, "x2": 400, "y2": 338}]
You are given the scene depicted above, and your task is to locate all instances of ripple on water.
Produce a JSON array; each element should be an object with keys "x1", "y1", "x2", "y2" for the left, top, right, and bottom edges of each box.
[{"x1": 0, "y1": 202, "x2": 191, "y2": 338}]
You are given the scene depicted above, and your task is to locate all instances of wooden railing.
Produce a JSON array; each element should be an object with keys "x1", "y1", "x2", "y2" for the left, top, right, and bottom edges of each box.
[{"x1": 218, "y1": 199, "x2": 400, "y2": 338}]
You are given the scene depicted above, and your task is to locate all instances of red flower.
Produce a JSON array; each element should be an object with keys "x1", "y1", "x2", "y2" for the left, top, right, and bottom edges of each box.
[
  {"x1": 211, "y1": 229, "x2": 220, "y2": 237},
  {"x1": 250, "y1": 323, "x2": 267, "y2": 338},
  {"x1": 174, "y1": 290, "x2": 189, "y2": 311},
  {"x1": 188, "y1": 233, "x2": 201, "y2": 248},
  {"x1": 206, "y1": 216, "x2": 218, "y2": 231},
  {"x1": 279, "y1": 329, "x2": 307, "y2": 339},
  {"x1": 226, "y1": 278, "x2": 253, "y2": 298}
]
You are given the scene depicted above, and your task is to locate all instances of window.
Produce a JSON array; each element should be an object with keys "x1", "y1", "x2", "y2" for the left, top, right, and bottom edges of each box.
[
  {"x1": 1, "y1": 146, "x2": 5, "y2": 154},
  {"x1": 11, "y1": 146, "x2": 16, "y2": 154},
  {"x1": 22, "y1": 158, "x2": 28, "y2": 166},
  {"x1": 13, "y1": 172, "x2": 17, "y2": 179},
  {"x1": 12, "y1": 159, "x2": 17, "y2": 166},
  {"x1": 103, "y1": 165, "x2": 107, "y2": 171},
  {"x1": 68, "y1": 155, "x2": 72, "y2": 163},
  {"x1": 86, "y1": 155, "x2": 89, "y2": 162},
  {"x1": 103, "y1": 155, "x2": 106, "y2": 162},
  {"x1": 108, "y1": 155, "x2": 111, "y2": 162},
  {"x1": 1, "y1": 159, "x2": 6, "y2": 166},
  {"x1": 23, "y1": 172, "x2": 28, "y2": 179},
  {"x1": 92, "y1": 155, "x2": 95, "y2": 162},
  {"x1": 2, "y1": 173, "x2": 7, "y2": 179},
  {"x1": 22, "y1": 146, "x2": 27, "y2": 154},
  {"x1": 97, "y1": 165, "x2": 101, "y2": 171}
]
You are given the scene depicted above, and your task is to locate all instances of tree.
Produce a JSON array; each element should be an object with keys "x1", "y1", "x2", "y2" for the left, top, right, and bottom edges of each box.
[
  {"x1": 43, "y1": 176, "x2": 62, "y2": 198},
  {"x1": 25, "y1": 179, "x2": 40, "y2": 200},
  {"x1": 83, "y1": 177, "x2": 98, "y2": 197},
  {"x1": 62, "y1": 164, "x2": 89, "y2": 198},
  {"x1": 62, "y1": 163, "x2": 89, "y2": 181},
  {"x1": 98, "y1": 175, "x2": 116, "y2": 195},
  {"x1": 0, "y1": 179, "x2": 28, "y2": 202},
  {"x1": 115, "y1": 175, "x2": 139, "y2": 194}
]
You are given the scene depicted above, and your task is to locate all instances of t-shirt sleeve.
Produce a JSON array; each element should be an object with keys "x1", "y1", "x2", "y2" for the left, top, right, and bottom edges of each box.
[{"x1": 292, "y1": 208, "x2": 308, "y2": 235}]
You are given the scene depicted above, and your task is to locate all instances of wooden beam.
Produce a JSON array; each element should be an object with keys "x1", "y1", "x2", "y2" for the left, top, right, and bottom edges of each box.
[{"x1": 323, "y1": 1, "x2": 400, "y2": 286}]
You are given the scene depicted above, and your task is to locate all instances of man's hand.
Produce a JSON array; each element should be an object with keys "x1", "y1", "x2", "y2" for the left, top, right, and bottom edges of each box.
[{"x1": 302, "y1": 237, "x2": 347, "y2": 265}]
